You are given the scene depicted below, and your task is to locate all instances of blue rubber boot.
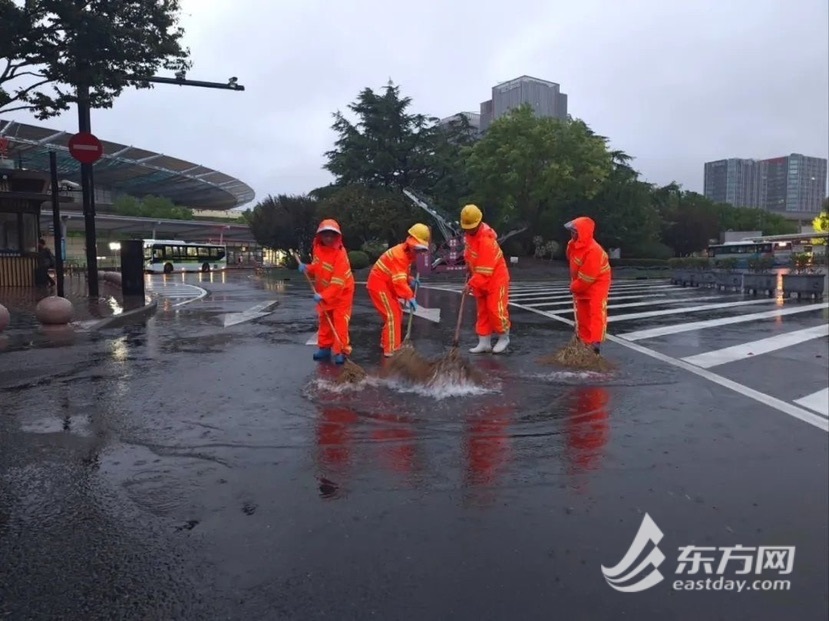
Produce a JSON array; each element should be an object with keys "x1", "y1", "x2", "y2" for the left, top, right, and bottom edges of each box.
[
  {"x1": 333, "y1": 353, "x2": 346, "y2": 365},
  {"x1": 313, "y1": 348, "x2": 331, "y2": 361}
]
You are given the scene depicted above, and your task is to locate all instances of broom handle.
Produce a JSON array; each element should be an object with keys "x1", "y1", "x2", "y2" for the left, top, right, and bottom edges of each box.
[
  {"x1": 293, "y1": 251, "x2": 347, "y2": 353},
  {"x1": 403, "y1": 274, "x2": 418, "y2": 341},
  {"x1": 453, "y1": 279, "x2": 469, "y2": 347}
]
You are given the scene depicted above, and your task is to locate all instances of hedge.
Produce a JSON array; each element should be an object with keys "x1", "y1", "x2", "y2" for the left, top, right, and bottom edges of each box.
[
  {"x1": 348, "y1": 250, "x2": 371, "y2": 270},
  {"x1": 609, "y1": 258, "x2": 670, "y2": 267}
]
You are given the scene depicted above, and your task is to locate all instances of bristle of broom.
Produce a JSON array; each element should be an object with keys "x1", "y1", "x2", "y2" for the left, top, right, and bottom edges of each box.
[
  {"x1": 538, "y1": 338, "x2": 615, "y2": 373},
  {"x1": 428, "y1": 346, "x2": 486, "y2": 386},
  {"x1": 334, "y1": 358, "x2": 367, "y2": 384},
  {"x1": 385, "y1": 343, "x2": 435, "y2": 383}
]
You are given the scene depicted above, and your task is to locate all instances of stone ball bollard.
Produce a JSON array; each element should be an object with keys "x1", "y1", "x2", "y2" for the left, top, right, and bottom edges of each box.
[
  {"x1": 0, "y1": 303, "x2": 9, "y2": 333},
  {"x1": 35, "y1": 296, "x2": 74, "y2": 325}
]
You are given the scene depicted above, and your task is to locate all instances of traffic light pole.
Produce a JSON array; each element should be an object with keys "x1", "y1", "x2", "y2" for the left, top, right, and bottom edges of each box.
[{"x1": 75, "y1": 74, "x2": 243, "y2": 299}]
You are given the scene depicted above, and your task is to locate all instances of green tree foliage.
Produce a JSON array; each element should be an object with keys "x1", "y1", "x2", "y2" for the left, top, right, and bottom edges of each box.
[
  {"x1": 112, "y1": 194, "x2": 193, "y2": 220},
  {"x1": 315, "y1": 184, "x2": 421, "y2": 248},
  {"x1": 464, "y1": 105, "x2": 614, "y2": 233},
  {"x1": 0, "y1": 0, "x2": 191, "y2": 119},
  {"x1": 245, "y1": 194, "x2": 318, "y2": 254},
  {"x1": 324, "y1": 81, "x2": 437, "y2": 191}
]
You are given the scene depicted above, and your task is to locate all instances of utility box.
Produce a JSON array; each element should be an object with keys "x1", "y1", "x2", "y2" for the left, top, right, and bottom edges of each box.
[{"x1": 120, "y1": 239, "x2": 145, "y2": 298}]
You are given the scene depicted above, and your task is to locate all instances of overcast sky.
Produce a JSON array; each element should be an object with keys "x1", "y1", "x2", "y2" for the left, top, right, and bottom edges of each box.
[{"x1": 5, "y1": 0, "x2": 829, "y2": 210}]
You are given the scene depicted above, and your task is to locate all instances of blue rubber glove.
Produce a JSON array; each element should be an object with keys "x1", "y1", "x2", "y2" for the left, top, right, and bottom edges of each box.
[
  {"x1": 406, "y1": 298, "x2": 417, "y2": 312},
  {"x1": 409, "y1": 275, "x2": 420, "y2": 289},
  {"x1": 313, "y1": 293, "x2": 323, "y2": 303},
  {"x1": 298, "y1": 262, "x2": 307, "y2": 273}
]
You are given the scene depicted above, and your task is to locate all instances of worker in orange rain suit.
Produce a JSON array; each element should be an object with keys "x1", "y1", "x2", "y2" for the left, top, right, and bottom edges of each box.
[
  {"x1": 461, "y1": 204, "x2": 511, "y2": 354},
  {"x1": 297, "y1": 219, "x2": 355, "y2": 365},
  {"x1": 565, "y1": 216, "x2": 612, "y2": 354},
  {"x1": 366, "y1": 223, "x2": 431, "y2": 357}
]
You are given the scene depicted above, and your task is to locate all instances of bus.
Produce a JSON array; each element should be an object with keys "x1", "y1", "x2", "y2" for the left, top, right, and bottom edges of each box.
[
  {"x1": 706, "y1": 240, "x2": 791, "y2": 267},
  {"x1": 143, "y1": 239, "x2": 227, "y2": 274}
]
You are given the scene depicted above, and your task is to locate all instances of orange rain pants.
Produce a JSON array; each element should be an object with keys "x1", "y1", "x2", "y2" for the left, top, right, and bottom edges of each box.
[
  {"x1": 317, "y1": 306, "x2": 352, "y2": 356},
  {"x1": 474, "y1": 282, "x2": 511, "y2": 336},
  {"x1": 574, "y1": 288, "x2": 609, "y2": 344},
  {"x1": 368, "y1": 287, "x2": 404, "y2": 356}
]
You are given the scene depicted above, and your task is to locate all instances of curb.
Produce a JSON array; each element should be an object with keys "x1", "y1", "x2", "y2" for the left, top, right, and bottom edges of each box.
[{"x1": 87, "y1": 295, "x2": 158, "y2": 330}]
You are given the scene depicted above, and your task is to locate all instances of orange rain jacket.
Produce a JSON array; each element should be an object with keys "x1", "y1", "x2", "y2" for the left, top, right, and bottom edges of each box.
[
  {"x1": 566, "y1": 216, "x2": 611, "y2": 298},
  {"x1": 305, "y1": 228, "x2": 355, "y2": 310},
  {"x1": 366, "y1": 242, "x2": 416, "y2": 299},
  {"x1": 464, "y1": 223, "x2": 509, "y2": 292}
]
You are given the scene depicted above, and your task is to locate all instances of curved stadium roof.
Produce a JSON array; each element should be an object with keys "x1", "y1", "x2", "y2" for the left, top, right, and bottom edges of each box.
[{"x1": 0, "y1": 119, "x2": 255, "y2": 210}]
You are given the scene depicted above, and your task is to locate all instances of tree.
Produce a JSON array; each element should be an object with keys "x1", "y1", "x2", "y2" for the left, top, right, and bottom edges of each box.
[
  {"x1": 323, "y1": 80, "x2": 438, "y2": 191},
  {"x1": 112, "y1": 194, "x2": 193, "y2": 219},
  {"x1": 245, "y1": 194, "x2": 318, "y2": 255},
  {"x1": 315, "y1": 185, "x2": 421, "y2": 248},
  {"x1": 559, "y1": 150, "x2": 662, "y2": 254},
  {"x1": 464, "y1": 105, "x2": 614, "y2": 233},
  {"x1": 814, "y1": 207, "x2": 829, "y2": 233},
  {"x1": 0, "y1": 0, "x2": 191, "y2": 119}
]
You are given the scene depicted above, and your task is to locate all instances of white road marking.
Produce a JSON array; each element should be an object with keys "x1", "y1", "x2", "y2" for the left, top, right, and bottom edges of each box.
[
  {"x1": 507, "y1": 300, "x2": 829, "y2": 432},
  {"x1": 618, "y1": 303, "x2": 829, "y2": 341},
  {"x1": 793, "y1": 388, "x2": 829, "y2": 418},
  {"x1": 607, "y1": 298, "x2": 774, "y2": 322},
  {"x1": 682, "y1": 324, "x2": 829, "y2": 368},
  {"x1": 221, "y1": 300, "x2": 279, "y2": 327},
  {"x1": 546, "y1": 295, "x2": 729, "y2": 313}
]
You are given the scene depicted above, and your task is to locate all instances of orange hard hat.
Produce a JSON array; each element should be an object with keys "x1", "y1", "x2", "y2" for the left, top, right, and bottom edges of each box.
[{"x1": 317, "y1": 219, "x2": 342, "y2": 235}]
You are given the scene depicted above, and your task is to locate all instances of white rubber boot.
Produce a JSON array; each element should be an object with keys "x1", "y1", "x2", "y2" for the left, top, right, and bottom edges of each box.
[
  {"x1": 469, "y1": 335, "x2": 492, "y2": 353},
  {"x1": 492, "y1": 332, "x2": 510, "y2": 354}
]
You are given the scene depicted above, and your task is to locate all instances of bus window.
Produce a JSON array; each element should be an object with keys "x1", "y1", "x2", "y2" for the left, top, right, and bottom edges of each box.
[
  {"x1": 153, "y1": 248, "x2": 163, "y2": 261},
  {"x1": 165, "y1": 246, "x2": 173, "y2": 258},
  {"x1": 198, "y1": 247, "x2": 208, "y2": 257}
]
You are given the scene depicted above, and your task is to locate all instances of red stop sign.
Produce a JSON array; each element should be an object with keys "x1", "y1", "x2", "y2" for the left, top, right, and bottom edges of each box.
[{"x1": 68, "y1": 132, "x2": 103, "y2": 164}]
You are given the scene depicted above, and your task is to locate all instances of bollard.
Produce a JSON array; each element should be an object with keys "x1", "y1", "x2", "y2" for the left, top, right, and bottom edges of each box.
[
  {"x1": 0, "y1": 302, "x2": 9, "y2": 333},
  {"x1": 35, "y1": 296, "x2": 73, "y2": 325}
]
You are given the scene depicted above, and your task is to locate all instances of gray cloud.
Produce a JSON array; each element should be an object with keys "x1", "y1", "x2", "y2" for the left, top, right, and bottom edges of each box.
[{"x1": 5, "y1": 0, "x2": 828, "y2": 207}]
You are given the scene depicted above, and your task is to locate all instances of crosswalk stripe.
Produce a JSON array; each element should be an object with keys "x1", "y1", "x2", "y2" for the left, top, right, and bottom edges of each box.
[
  {"x1": 681, "y1": 324, "x2": 829, "y2": 368},
  {"x1": 618, "y1": 303, "x2": 829, "y2": 341},
  {"x1": 608, "y1": 298, "x2": 774, "y2": 322},
  {"x1": 794, "y1": 388, "x2": 829, "y2": 418}
]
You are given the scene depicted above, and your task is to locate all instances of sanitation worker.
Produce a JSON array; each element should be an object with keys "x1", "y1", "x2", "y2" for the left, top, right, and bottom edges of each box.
[
  {"x1": 366, "y1": 223, "x2": 431, "y2": 357},
  {"x1": 565, "y1": 216, "x2": 612, "y2": 354},
  {"x1": 298, "y1": 219, "x2": 355, "y2": 364},
  {"x1": 460, "y1": 204, "x2": 511, "y2": 354}
]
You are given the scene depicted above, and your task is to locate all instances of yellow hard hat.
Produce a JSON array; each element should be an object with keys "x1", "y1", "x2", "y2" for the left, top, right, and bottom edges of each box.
[
  {"x1": 460, "y1": 204, "x2": 483, "y2": 230},
  {"x1": 407, "y1": 223, "x2": 431, "y2": 249}
]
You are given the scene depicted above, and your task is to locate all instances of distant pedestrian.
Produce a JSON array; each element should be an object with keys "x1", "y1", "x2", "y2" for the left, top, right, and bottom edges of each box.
[{"x1": 37, "y1": 238, "x2": 55, "y2": 287}]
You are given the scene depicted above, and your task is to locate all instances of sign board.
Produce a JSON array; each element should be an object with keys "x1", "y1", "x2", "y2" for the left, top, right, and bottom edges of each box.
[{"x1": 68, "y1": 132, "x2": 103, "y2": 164}]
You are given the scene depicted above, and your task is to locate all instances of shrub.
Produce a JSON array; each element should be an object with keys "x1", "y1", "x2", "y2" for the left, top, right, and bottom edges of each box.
[
  {"x1": 502, "y1": 238, "x2": 526, "y2": 258},
  {"x1": 627, "y1": 241, "x2": 674, "y2": 260},
  {"x1": 714, "y1": 257, "x2": 739, "y2": 270},
  {"x1": 283, "y1": 253, "x2": 299, "y2": 270},
  {"x1": 348, "y1": 250, "x2": 371, "y2": 270},
  {"x1": 360, "y1": 239, "x2": 387, "y2": 262},
  {"x1": 609, "y1": 258, "x2": 669, "y2": 268},
  {"x1": 748, "y1": 256, "x2": 774, "y2": 272}
]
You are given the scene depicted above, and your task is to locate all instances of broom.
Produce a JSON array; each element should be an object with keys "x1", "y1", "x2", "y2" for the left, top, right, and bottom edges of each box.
[
  {"x1": 539, "y1": 298, "x2": 615, "y2": 372},
  {"x1": 385, "y1": 278, "x2": 435, "y2": 382},
  {"x1": 428, "y1": 281, "x2": 485, "y2": 385},
  {"x1": 294, "y1": 252, "x2": 367, "y2": 384}
]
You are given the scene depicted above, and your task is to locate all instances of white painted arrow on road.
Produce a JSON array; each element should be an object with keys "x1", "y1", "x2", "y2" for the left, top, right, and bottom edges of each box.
[{"x1": 221, "y1": 300, "x2": 279, "y2": 327}]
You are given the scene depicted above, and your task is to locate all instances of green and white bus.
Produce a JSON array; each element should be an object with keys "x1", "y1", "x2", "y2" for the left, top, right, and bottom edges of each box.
[{"x1": 143, "y1": 239, "x2": 227, "y2": 274}]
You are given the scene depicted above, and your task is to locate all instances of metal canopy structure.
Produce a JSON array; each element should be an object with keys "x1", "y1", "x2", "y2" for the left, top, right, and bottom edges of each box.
[
  {"x1": 41, "y1": 210, "x2": 256, "y2": 244},
  {"x1": 0, "y1": 119, "x2": 255, "y2": 210}
]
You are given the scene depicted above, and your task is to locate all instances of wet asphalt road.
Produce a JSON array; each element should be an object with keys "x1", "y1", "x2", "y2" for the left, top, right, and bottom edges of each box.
[{"x1": 1, "y1": 270, "x2": 827, "y2": 620}]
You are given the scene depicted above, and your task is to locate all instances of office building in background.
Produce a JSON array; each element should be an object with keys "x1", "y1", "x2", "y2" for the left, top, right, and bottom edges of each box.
[
  {"x1": 703, "y1": 153, "x2": 827, "y2": 220},
  {"x1": 479, "y1": 75, "x2": 568, "y2": 132}
]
